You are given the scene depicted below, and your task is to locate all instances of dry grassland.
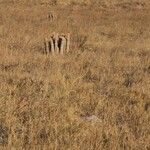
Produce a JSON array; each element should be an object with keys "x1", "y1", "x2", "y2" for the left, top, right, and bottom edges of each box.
[{"x1": 0, "y1": 0, "x2": 150, "y2": 149}]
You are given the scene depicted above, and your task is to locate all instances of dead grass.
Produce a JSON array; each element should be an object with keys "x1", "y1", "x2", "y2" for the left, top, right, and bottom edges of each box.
[{"x1": 0, "y1": 0, "x2": 150, "y2": 149}]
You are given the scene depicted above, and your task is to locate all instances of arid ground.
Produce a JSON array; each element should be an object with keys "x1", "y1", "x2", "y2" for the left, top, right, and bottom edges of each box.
[{"x1": 0, "y1": 0, "x2": 150, "y2": 149}]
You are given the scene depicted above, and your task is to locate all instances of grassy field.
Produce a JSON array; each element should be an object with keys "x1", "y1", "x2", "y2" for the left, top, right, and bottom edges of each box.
[{"x1": 0, "y1": 0, "x2": 150, "y2": 149}]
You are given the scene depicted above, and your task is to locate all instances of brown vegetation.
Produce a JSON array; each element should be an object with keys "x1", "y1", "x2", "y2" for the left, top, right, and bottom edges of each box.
[{"x1": 0, "y1": 0, "x2": 150, "y2": 149}]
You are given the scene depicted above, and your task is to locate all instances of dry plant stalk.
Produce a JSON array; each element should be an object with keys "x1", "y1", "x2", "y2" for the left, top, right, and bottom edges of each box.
[
  {"x1": 66, "y1": 33, "x2": 70, "y2": 52},
  {"x1": 44, "y1": 33, "x2": 70, "y2": 54},
  {"x1": 54, "y1": 33, "x2": 59, "y2": 53},
  {"x1": 44, "y1": 38, "x2": 50, "y2": 54}
]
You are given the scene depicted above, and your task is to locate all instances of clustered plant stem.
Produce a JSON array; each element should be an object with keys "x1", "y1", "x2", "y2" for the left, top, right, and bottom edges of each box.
[{"x1": 45, "y1": 33, "x2": 70, "y2": 54}]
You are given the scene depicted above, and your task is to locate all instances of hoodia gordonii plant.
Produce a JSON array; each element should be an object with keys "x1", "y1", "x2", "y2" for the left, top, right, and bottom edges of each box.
[{"x1": 44, "y1": 33, "x2": 70, "y2": 54}]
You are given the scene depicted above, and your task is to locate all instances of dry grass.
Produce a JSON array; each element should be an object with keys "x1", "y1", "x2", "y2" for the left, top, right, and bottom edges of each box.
[{"x1": 0, "y1": 0, "x2": 150, "y2": 149}]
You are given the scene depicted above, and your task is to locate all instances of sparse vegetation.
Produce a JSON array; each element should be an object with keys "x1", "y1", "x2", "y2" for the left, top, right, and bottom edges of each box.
[{"x1": 0, "y1": 0, "x2": 150, "y2": 149}]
